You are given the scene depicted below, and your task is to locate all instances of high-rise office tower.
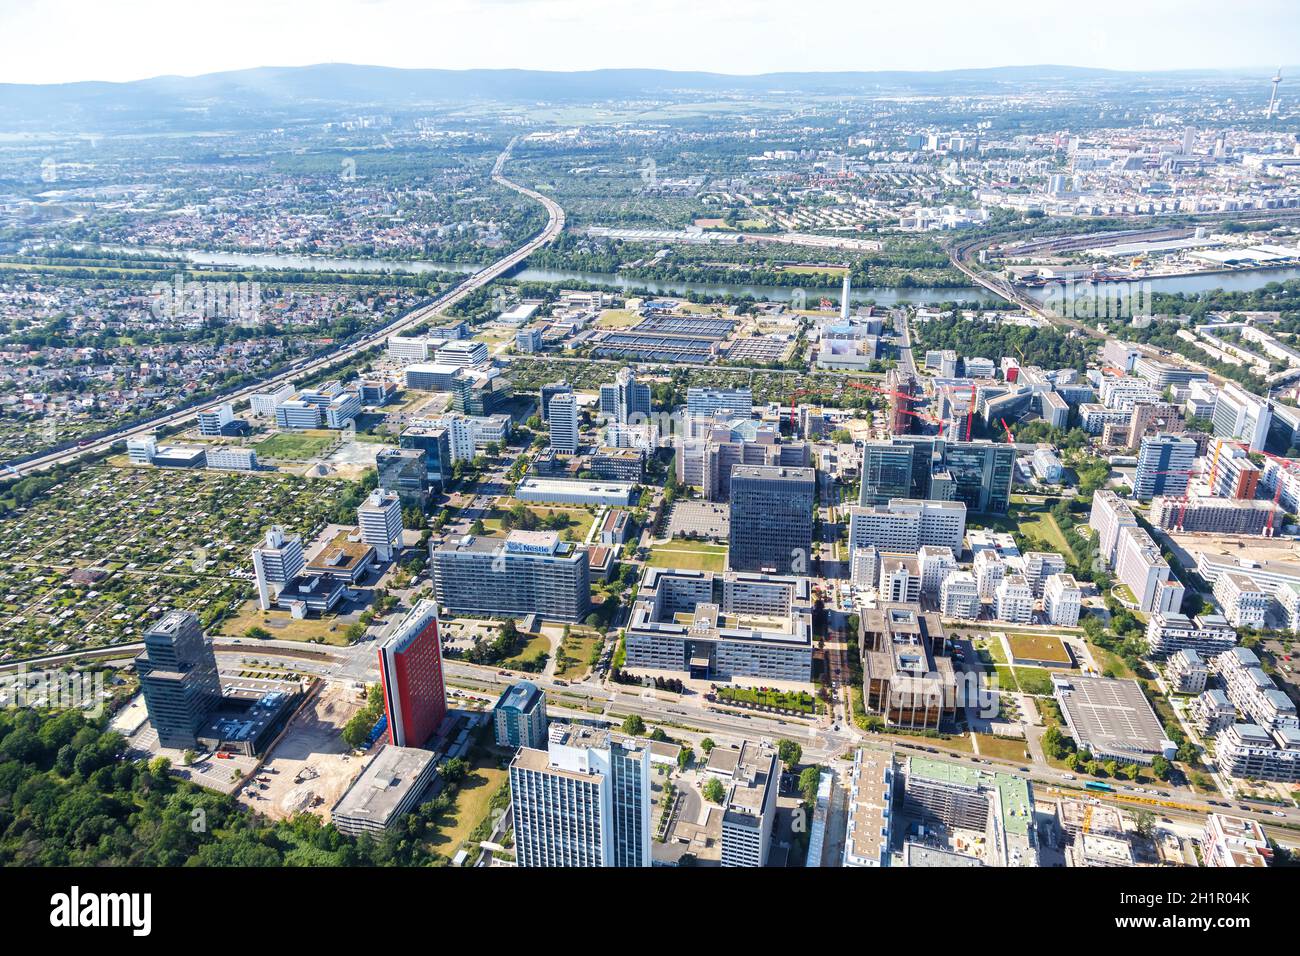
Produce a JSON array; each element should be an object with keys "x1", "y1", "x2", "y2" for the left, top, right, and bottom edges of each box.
[
  {"x1": 539, "y1": 380, "x2": 572, "y2": 423},
  {"x1": 429, "y1": 530, "x2": 591, "y2": 622},
  {"x1": 1212, "y1": 382, "x2": 1272, "y2": 452},
  {"x1": 135, "y1": 610, "x2": 222, "y2": 749},
  {"x1": 859, "y1": 442, "x2": 919, "y2": 506},
  {"x1": 1134, "y1": 433, "x2": 1197, "y2": 500},
  {"x1": 599, "y1": 367, "x2": 651, "y2": 424},
  {"x1": 728, "y1": 465, "x2": 815, "y2": 574},
  {"x1": 377, "y1": 599, "x2": 447, "y2": 748},
  {"x1": 251, "y1": 526, "x2": 305, "y2": 611},
  {"x1": 398, "y1": 425, "x2": 451, "y2": 489},
  {"x1": 548, "y1": 390, "x2": 580, "y2": 453},
  {"x1": 509, "y1": 724, "x2": 651, "y2": 867},
  {"x1": 376, "y1": 447, "x2": 429, "y2": 507},
  {"x1": 358, "y1": 489, "x2": 404, "y2": 562}
]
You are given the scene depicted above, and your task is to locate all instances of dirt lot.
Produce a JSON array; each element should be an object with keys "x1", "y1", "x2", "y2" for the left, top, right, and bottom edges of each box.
[{"x1": 237, "y1": 681, "x2": 366, "y2": 821}]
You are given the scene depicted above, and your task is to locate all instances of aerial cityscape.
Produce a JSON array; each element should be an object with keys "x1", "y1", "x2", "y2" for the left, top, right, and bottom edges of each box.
[{"x1": 1, "y1": 0, "x2": 1298, "y2": 923}]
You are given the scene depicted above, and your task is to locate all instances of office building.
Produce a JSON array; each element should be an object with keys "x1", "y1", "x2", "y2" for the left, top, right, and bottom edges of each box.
[
  {"x1": 687, "y1": 386, "x2": 753, "y2": 420},
  {"x1": 331, "y1": 745, "x2": 438, "y2": 837},
  {"x1": 509, "y1": 724, "x2": 651, "y2": 867},
  {"x1": 1089, "y1": 490, "x2": 1138, "y2": 564},
  {"x1": 1212, "y1": 382, "x2": 1272, "y2": 452},
  {"x1": 599, "y1": 367, "x2": 652, "y2": 424},
  {"x1": 676, "y1": 420, "x2": 810, "y2": 501},
  {"x1": 901, "y1": 756, "x2": 1038, "y2": 867},
  {"x1": 357, "y1": 489, "x2": 404, "y2": 562},
  {"x1": 719, "y1": 741, "x2": 779, "y2": 867},
  {"x1": 135, "y1": 610, "x2": 222, "y2": 750},
  {"x1": 250, "y1": 382, "x2": 295, "y2": 418},
  {"x1": 846, "y1": 498, "x2": 967, "y2": 555},
  {"x1": 1052, "y1": 675, "x2": 1173, "y2": 766},
  {"x1": 548, "y1": 390, "x2": 580, "y2": 453},
  {"x1": 860, "y1": 606, "x2": 958, "y2": 731},
  {"x1": 843, "y1": 750, "x2": 895, "y2": 868},
  {"x1": 251, "y1": 526, "x2": 305, "y2": 611},
  {"x1": 387, "y1": 334, "x2": 446, "y2": 363},
  {"x1": 728, "y1": 465, "x2": 815, "y2": 574},
  {"x1": 1149, "y1": 495, "x2": 1279, "y2": 536},
  {"x1": 376, "y1": 447, "x2": 430, "y2": 506},
  {"x1": 1209, "y1": 439, "x2": 1262, "y2": 499},
  {"x1": 275, "y1": 399, "x2": 323, "y2": 430},
  {"x1": 1126, "y1": 402, "x2": 1184, "y2": 449},
  {"x1": 206, "y1": 446, "x2": 258, "y2": 471},
  {"x1": 1133, "y1": 433, "x2": 1197, "y2": 500},
  {"x1": 879, "y1": 554, "x2": 922, "y2": 603},
  {"x1": 403, "y1": 362, "x2": 460, "y2": 391},
  {"x1": 625, "y1": 568, "x2": 813, "y2": 682},
  {"x1": 492, "y1": 681, "x2": 549, "y2": 750},
  {"x1": 377, "y1": 599, "x2": 446, "y2": 749},
  {"x1": 515, "y1": 477, "x2": 637, "y2": 507},
  {"x1": 197, "y1": 402, "x2": 235, "y2": 437},
  {"x1": 539, "y1": 381, "x2": 572, "y2": 422},
  {"x1": 435, "y1": 339, "x2": 488, "y2": 367},
  {"x1": 430, "y1": 530, "x2": 591, "y2": 622},
  {"x1": 399, "y1": 425, "x2": 451, "y2": 489}
]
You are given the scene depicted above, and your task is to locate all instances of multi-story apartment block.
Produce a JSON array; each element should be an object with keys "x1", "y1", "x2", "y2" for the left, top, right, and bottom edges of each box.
[
  {"x1": 1212, "y1": 572, "x2": 1270, "y2": 628},
  {"x1": 846, "y1": 498, "x2": 967, "y2": 555},
  {"x1": 940, "y1": 571, "x2": 981, "y2": 620},
  {"x1": 357, "y1": 489, "x2": 404, "y2": 562},
  {"x1": 251, "y1": 526, "x2": 305, "y2": 611},
  {"x1": 1043, "y1": 573, "x2": 1082, "y2": 626},
  {"x1": 1212, "y1": 382, "x2": 1272, "y2": 452},
  {"x1": 1202, "y1": 813, "x2": 1273, "y2": 868},
  {"x1": 1149, "y1": 495, "x2": 1279, "y2": 536},
  {"x1": 842, "y1": 750, "x2": 894, "y2": 868},
  {"x1": 995, "y1": 575, "x2": 1034, "y2": 624},
  {"x1": 918, "y1": 546, "x2": 957, "y2": 597},
  {"x1": 1144, "y1": 611, "x2": 1238, "y2": 659},
  {"x1": 1133, "y1": 433, "x2": 1197, "y2": 500},
  {"x1": 974, "y1": 548, "x2": 1005, "y2": 601},
  {"x1": 1166, "y1": 648, "x2": 1208, "y2": 694},
  {"x1": 547, "y1": 390, "x2": 580, "y2": 453},
  {"x1": 1023, "y1": 552, "x2": 1067, "y2": 597},
  {"x1": 719, "y1": 741, "x2": 779, "y2": 867}
]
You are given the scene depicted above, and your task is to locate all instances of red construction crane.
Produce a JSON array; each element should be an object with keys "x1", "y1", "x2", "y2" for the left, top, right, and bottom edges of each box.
[
  {"x1": 1000, "y1": 418, "x2": 1015, "y2": 444},
  {"x1": 966, "y1": 383, "x2": 976, "y2": 442}
]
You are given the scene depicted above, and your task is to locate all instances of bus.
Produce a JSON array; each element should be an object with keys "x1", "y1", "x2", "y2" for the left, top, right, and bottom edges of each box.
[{"x1": 1084, "y1": 780, "x2": 1114, "y2": 793}]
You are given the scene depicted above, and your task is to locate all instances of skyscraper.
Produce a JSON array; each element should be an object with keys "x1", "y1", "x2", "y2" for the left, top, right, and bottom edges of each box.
[
  {"x1": 358, "y1": 489, "x2": 404, "y2": 562},
  {"x1": 398, "y1": 424, "x2": 451, "y2": 489},
  {"x1": 377, "y1": 599, "x2": 447, "y2": 748},
  {"x1": 376, "y1": 447, "x2": 429, "y2": 507},
  {"x1": 135, "y1": 610, "x2": 222, "y2": 750},
  {"x1": 429, "y1": 530, "x2": 591, "y2": 622},
  {"x1": 509, "y1": 724, "x2": 651, "y2": 867},
  {"x1": 1212, "y1": 382, "x2": 1272, "y2": 453},
  {"x1": 548, "y1": 390, "x2": 580, "y2": 453},
  {"x1": 251, "y1": 526, "x2": 305, "y2": 611},
  {"x1": 492, "y1": 681, "x2": 549, "y2": 750},
  {"x1": 728, "y1": 465, "x2": 815, "y2": 574},
  {"x1": 599, "y1": 367, "x2": 651, "y2": 424},
  {"x1": 539, "y1": 380, "x2": 572, "y2": 423}
]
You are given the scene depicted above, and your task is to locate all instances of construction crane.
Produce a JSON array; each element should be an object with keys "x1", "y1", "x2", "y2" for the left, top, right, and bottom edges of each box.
[
  {"x1": 999, "y1": 418, "x2": 1015, "y2": 444},
  {"x1": 788, "y1": 381, "x2": 947, "y2": 436}
]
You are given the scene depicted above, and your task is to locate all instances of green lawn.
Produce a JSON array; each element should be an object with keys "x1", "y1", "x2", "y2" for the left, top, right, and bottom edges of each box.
[
  {"x1": 503, "y1": 633, "x2": 551, "y2": 671},
  {"x1": 426, "y1": 753, "x2": 510, "y2": 858},
  {"x1": 975, "y1": 733, "x2": 1031, "y2": 762},
  {"x1": 253, "y1": 430, "x2": 337, "y2": 460},
  {"x1": 1015, "y1": 510, "x2": 1078, "y2": 561},
  {"x1": 717, "y1": 686, "x2": 819, "y2": 714},
  {"x1": 555, "y1": 629, "x2": 602, "y2": 680},
  {"x1": 1012, "y1": 667, "x2": 1055, "y2": 696},
  {"x1": 648, "y1": 538, "x2": 728, "y2": 572}
]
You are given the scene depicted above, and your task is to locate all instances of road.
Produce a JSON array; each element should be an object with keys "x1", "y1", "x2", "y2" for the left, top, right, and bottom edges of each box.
[{"x1": 4, "y1": 136, "x2": 564, "y2": 479}]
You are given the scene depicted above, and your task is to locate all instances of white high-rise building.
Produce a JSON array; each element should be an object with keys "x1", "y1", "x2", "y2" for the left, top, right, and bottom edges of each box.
[
  {"x1": 940, "y1": 571, "x2": 981, "y2": 620},
  {"x1": 252, "y1": 526, "x2": 305, "y2": 610},
  {"x1": 1043, "y1": 573, "x2": 1082, "y2": 627},
  {"x1": 995, "y1": 575, "x2": 1034, "y2": 624},
  {"x1": 548, "y1": 391, "x2": 580, "y2": 454},
  {"x1": 509, "y1": 724, "x2": 651, "y2": 868},
  {"x1": 974, "y1": 548, "x2": 1005, "y2": 600},
  {"x1": 918, "y1": 546, "x2": 957, "y2": 597},
  {"x1": 197, "y1": 402, "x2": 234, "y2": 437},
  {"x1": 1024, "y1": 552, "x2": 1068, "y2": 597},
  {"x1": 127, "y1": 437, "x2": 157, "y2": 465},
  {"x1": 1212, "y1": 382, "x2": 1272, "y2": 453},
  {"x1": 358, "y1": 490, "x2": 404, "y2": 562},
  {"x1": 1213, "y1": 572, "x2": 1270, "y2": 628}
]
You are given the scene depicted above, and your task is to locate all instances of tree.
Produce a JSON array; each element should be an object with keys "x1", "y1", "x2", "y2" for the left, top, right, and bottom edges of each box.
[
  {"x1": 703, "y1": 776, "x2": 726, "y2": 804},
  {"x1": 700, "y1": 737, "x2": 715, "y2": 754},
  {"x1": 677, "y1": 746, "x2": 694, "y2": 770},
  {"x1": 621, "y1": 714, "x2": 646, "y2": 736},
  {"x1": 148, "y1": 756, "x2": 171, "y2": 777},
  {"x1": 777, "y1": 738, "x2": 802, "y2": 769},
  {"x1": 1151, "y1": 755, "x2": 1171, "y2": 780},
  {"x1": 1134, "y1": 809, "x2": 1156, "y2": 839},
  {"x1": 798, "y1": 765, "x2": 821, "y2": 807}
]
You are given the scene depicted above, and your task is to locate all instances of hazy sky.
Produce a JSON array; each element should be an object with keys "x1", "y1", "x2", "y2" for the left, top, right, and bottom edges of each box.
[{"x1": 1, "y1": 0, "x2": 1297, "y2": 84}]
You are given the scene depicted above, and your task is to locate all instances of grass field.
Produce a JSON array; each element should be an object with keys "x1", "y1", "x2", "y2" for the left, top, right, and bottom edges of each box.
[
  {"x1": 1015, "y1": 510, "x2": 1078, "y2": 561},
  {"x1": 647, "y1": 539, "x2": 728, "y2": 572},
  {"x1": 781, "y1": 264, "x2": 849, "y2": 276},
  {"x1": 253, "y1": 430, "x2": 337, "y2": 460},
  {"x1": 975, "y1": 734, "x2": 1031, "y2": 762},
  {"x1": 555, "y1": 629, "x2": 602, "y2": 680},
  {"x1": 217, "y1": 601, "x2": 356, "y2": 646},
  {"x1": 1007, "y1": 633, "x2": 1073, "y2": 666},
  {"x1": 1013, "y1": 667, "x2": 1055, "y2": 696},
  {"x1": 594, "y1": 308, "x2": 643, "y2": 329},
  {"x1": 503, "y1": 633, "x2": 552, "y2": 671},
  {"x1": 427, "y1": 753, "x2": 510, "y2": 858},
  {"x1": 479, "y1": 502, "x2": 596, "y2": 542}
]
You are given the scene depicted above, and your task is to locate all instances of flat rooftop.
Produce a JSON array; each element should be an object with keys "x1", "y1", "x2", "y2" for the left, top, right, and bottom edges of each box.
[
  {"x1": 1054, "y1": 675, "x2": 1169, "y2": 759},
  {"x1": 331, "y1": 744, "x2": 436, "y2": 826}
]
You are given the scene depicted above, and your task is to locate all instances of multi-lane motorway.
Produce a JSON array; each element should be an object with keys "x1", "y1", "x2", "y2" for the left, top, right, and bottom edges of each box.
[{"x1": 4, "y1": 136, "x2": 564, "y2": 479}]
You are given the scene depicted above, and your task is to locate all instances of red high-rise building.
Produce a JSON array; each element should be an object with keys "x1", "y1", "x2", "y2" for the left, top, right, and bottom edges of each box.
[{"x1": 377, "y1": 599, "x2": 446, "y2": 748}]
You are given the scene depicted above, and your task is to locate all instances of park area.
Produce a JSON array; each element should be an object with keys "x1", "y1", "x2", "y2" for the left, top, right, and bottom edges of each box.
[
  {"x1": 716, "y1": 685, "x2": 819, "y2": 714},
  {"x1": 647, "y1": 538, "x2": 728, "y2": 572}
]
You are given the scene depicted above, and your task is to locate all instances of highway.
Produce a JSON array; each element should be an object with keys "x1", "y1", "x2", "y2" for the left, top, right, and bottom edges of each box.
[{"x1": 3, "y1": 136, "x2": 564, "y2": 479}]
